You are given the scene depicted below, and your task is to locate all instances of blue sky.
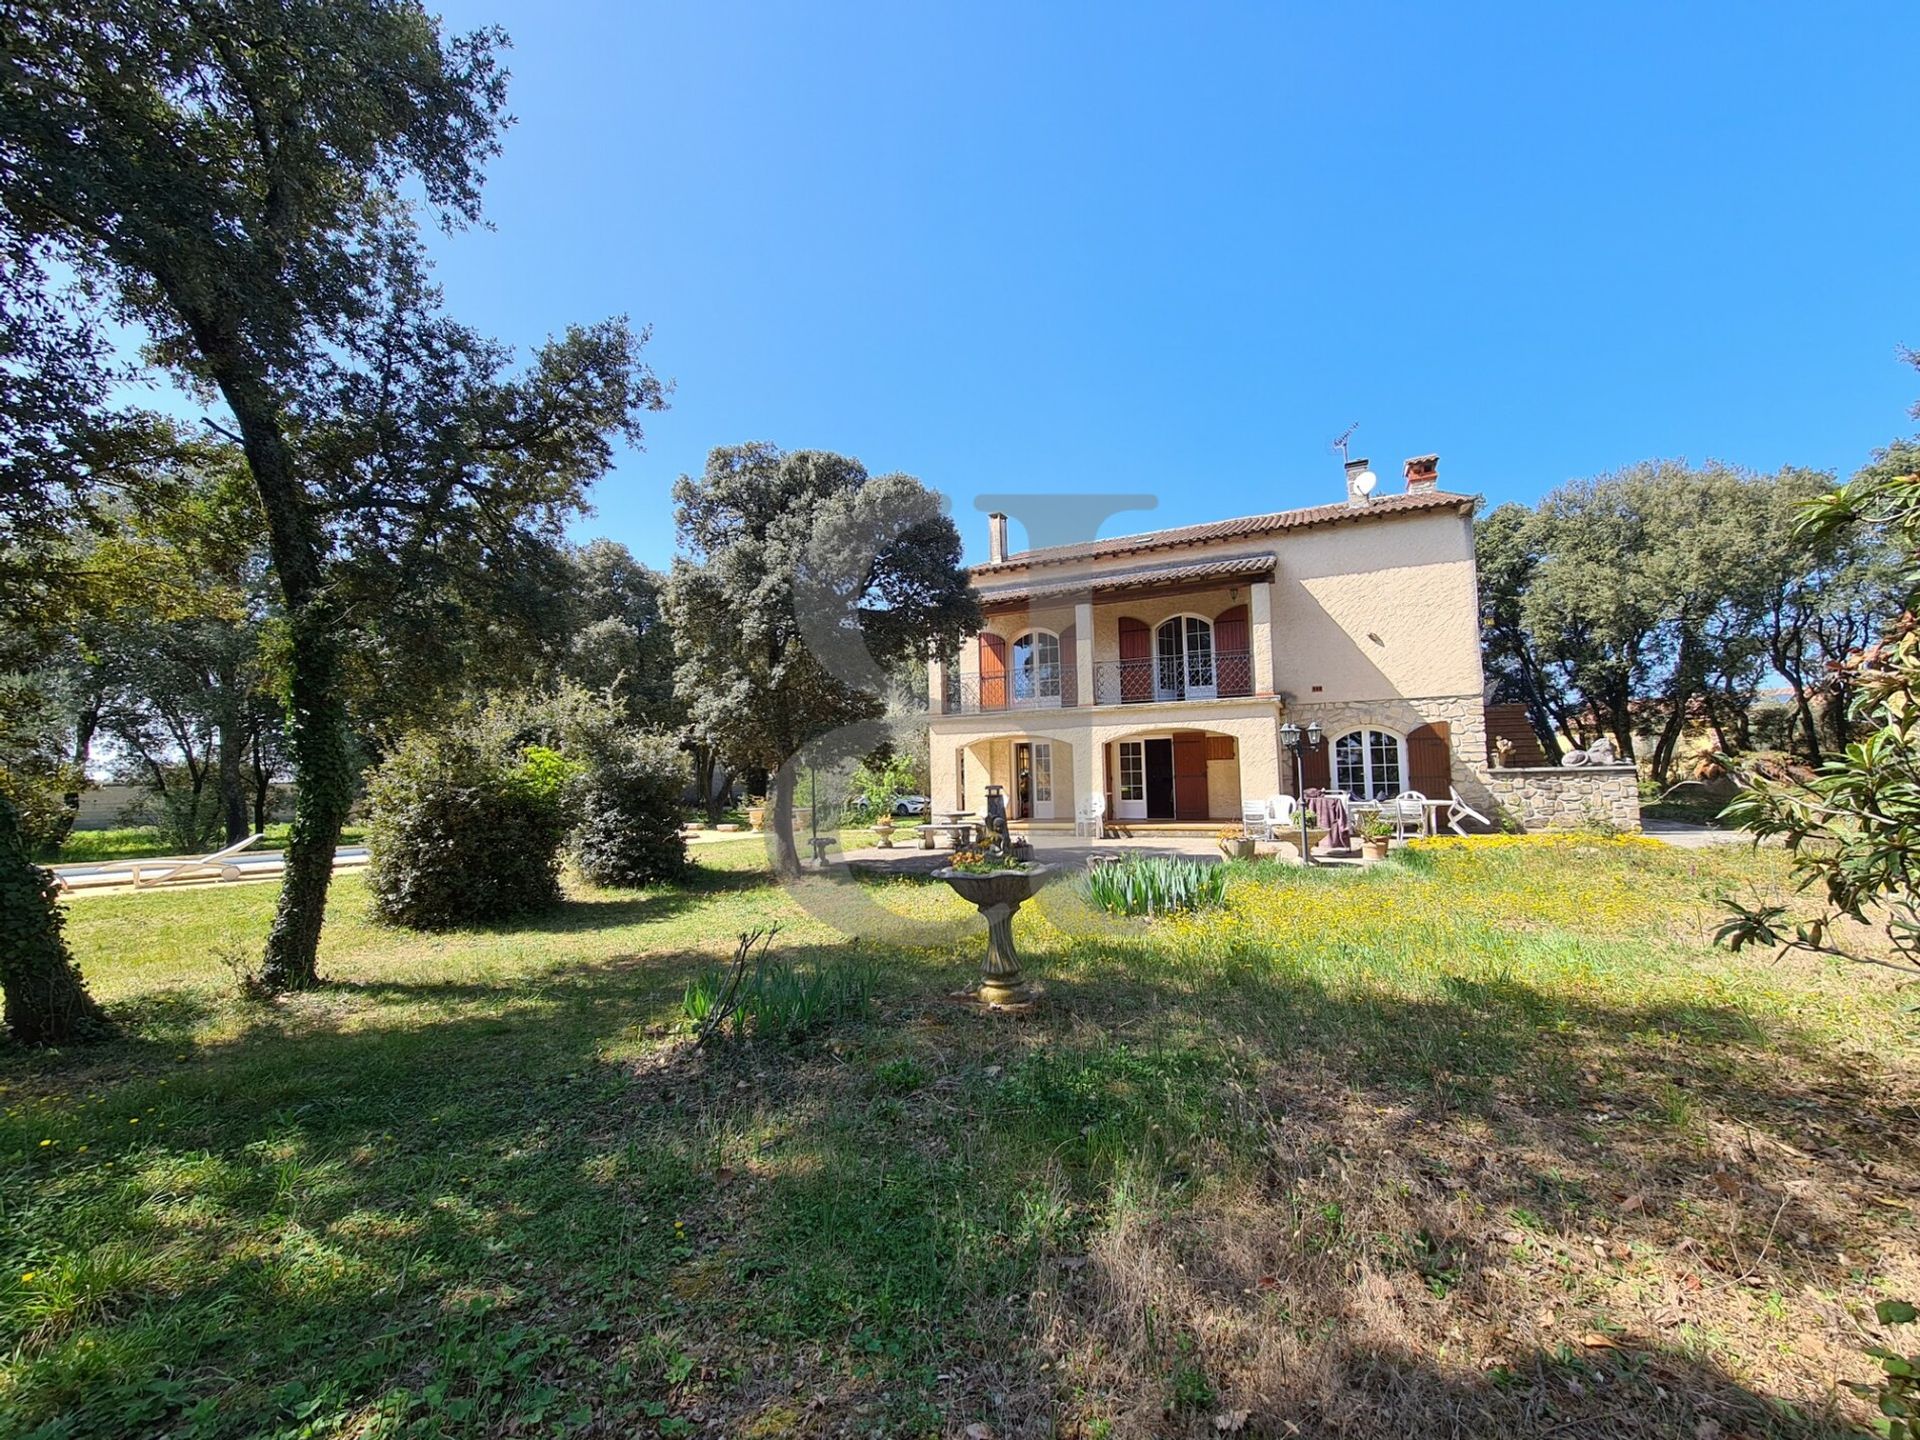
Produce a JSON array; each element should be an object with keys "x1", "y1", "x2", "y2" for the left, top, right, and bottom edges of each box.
[{"x1": 425, "y1": 2, "x2": 1920, "y2": 568}]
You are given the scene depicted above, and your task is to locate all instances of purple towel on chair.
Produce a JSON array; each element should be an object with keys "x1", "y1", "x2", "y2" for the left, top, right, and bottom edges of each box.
[{"x1": 1303, "y1": 790, "x2": 1351, "y2": 849}]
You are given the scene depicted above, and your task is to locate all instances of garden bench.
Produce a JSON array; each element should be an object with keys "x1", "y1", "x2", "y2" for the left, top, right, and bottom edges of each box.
[{"x1": 916, "y1": 821, "x2": 980, "y2": 850}]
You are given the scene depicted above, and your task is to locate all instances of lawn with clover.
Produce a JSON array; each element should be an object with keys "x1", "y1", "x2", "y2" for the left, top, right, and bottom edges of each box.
[{"x1": 2, "y1": 836, "x2": 1916, "y2": 1439}]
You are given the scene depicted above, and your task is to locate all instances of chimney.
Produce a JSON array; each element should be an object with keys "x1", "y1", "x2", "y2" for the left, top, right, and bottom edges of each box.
[
  {"x1": 1404, "y1": 454, "x2": 1439, "y2": 494},
  {"x1": 987, "y1": 511, "x2": 1009, "y2": 564},
  {"x1": 1343, "y1": 457, "x2": 1376, "y2": 508}
]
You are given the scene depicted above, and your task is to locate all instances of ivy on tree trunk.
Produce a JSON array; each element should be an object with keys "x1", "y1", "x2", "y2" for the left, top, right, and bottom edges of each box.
[
  {"x1": 258, "y1": 610, "x2": 353, "y2": 990},
  {"x1": 0, "y1": 792, "x2": 112, "y2": 1047}
]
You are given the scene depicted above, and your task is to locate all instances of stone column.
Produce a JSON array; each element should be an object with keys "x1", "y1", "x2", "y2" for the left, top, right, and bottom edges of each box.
[
  {"x1": 1074, "y1": 600, "x2": 1095, "y2": 707},
  {"x1": 1079, "y1": 728, "x2": 1105, "y2": 832},
  {"x1": 1250, "y1": 580, "x2": 1276, "y2": 696},
  {"x1": 929, "y1": 657, "x2": 947, "y2": 715}
]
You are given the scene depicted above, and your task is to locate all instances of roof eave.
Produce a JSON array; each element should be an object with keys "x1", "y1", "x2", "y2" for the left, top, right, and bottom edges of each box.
[{"x1": 968, "y1": 490, "x2": 1478, "y2": 579}]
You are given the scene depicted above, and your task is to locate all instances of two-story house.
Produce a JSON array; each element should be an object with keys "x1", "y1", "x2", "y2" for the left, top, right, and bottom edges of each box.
[{"x1": 926, "y1": 455, "x2": 1502, "y2": 832}]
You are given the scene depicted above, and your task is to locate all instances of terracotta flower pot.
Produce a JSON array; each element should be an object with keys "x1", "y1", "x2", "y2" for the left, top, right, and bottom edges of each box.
[
  {"x1": 747, "y1": 806, "x2": 767, "y2": 832},
  {"x1": 1361, "y1": 836, "x2": 1391, "y2": 862}
]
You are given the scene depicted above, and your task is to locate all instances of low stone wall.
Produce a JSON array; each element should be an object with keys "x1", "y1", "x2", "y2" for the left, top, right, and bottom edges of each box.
[{"x1": 1483, "y1": 764, "x2": 1641, "y2": 833}]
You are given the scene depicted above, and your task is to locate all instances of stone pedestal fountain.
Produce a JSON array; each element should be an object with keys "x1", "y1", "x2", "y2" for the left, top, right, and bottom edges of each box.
[{"x1": 930, "y1": 785, "x2": 1051, "y2": 1008}]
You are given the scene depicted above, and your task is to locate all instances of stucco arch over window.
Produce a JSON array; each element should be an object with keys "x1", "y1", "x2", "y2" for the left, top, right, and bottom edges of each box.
[{"x1": 1332, "y1": 726, "x2": 1407, "y2": 799}]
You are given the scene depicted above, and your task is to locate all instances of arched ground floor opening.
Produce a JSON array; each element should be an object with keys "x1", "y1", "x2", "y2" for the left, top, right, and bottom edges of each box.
[{"x1": 930, "y1": 710, "x2": 1288, "y2": 832}]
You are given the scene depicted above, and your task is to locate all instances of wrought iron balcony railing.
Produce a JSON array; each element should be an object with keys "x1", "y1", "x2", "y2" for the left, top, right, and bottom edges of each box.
[
  {"x1": 939, "y1": 651, "x2": 1254, "y2": 714},
  {"x1": 1092, "y1": 651, "x2": 1254, "y2": 705}
]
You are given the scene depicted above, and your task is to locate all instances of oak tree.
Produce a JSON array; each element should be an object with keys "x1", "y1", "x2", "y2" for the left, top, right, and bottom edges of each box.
[
  {"x1": 0, "y1": 0, "x2": 663, "y2": 989},
  {"x1": 665, "y1": 445, "x2": 976, "y2": 874}
]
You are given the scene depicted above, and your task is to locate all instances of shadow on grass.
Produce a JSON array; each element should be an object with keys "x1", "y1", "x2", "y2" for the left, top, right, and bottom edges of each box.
[{"x1": 1, "y1": 928, "x2": 1908, "y2": 1438}]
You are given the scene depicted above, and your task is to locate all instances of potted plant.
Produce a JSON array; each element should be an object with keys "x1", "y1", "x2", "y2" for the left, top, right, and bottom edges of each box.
[
  {"x1": 848, "y1": 755, "x2": 915, "y2": 850},
  {"x1": 1357, "y1": 810, "x2": 1395, "y2": 862},
  {"x1": 1216, "y1": 825, "x2": 1256, "y2": 861}
]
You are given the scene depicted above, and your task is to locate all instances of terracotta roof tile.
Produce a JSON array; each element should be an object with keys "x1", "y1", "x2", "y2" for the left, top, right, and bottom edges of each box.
[
  {"x1": 971, "y1": 489, "x2": 1476, "y2": 576},
  {"x1": 975, "y1": 552, "x2": 1275, "y2": 608}
]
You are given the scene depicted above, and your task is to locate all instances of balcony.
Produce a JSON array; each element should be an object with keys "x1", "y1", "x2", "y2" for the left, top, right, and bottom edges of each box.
[
  {"x1": 941, "y1": 651, "x2": 1255, "y2": 716},
  {"x1": 1094, "y1": 651, "x2": 1253, "y2": 704}
]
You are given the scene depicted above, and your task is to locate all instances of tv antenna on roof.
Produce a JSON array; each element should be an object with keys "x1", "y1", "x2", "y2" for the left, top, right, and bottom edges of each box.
[{"x1": 1330, "y1": 422, "x2": 1361, "y2": 462}]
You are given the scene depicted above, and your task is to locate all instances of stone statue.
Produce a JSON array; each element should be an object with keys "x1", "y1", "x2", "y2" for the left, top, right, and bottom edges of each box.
[
  {"x1": 982, "y1": 785, "x2": 1011, "y2": 847},
  {"x1": 1561, "y1": 747, "x2": 1592, "y2": 767},
  {"x1": 1494, "y1": 735, "x2": 1515, "y2": 769},
  {"x1": 1586, "y1": 735, "x2": 1618, "y2": 765}
]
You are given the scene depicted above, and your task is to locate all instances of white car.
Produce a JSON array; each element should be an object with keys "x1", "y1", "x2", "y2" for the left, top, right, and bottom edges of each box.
[{"x1": 891, "y1": 794, "x2": 931, "y2": 816}]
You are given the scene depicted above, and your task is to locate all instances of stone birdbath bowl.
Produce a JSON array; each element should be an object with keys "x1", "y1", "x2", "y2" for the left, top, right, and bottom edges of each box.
[{"x1": 931, "y1": 862, "x2": 1056, "y2": 1009}]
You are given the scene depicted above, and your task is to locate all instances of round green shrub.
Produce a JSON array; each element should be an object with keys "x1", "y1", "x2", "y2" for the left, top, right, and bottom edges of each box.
[
  {"x1": 573, "y1": 732, "x2": 689, "y2": 888},
  {"x1": 365, "y1": 733, "x2": 580, "y2": 930}
]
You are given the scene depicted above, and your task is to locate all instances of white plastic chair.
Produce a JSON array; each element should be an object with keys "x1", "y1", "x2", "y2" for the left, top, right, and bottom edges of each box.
[
  {"x1": 1241, "y1": 801, "x2": 1274, "y2": 840},
  {"x1": 1266, "y1": 793, "x2": 1297, "y2": 829},
  {"x1": 1393, "y1": 789, "x2": 1428, "y2": 839},
  {"x1": 1446, "y1": 786, "x2": 1490, "y2": 837},
  {"x1": 1076, "y1": 794, "x2": 1107, "y2": 839}
]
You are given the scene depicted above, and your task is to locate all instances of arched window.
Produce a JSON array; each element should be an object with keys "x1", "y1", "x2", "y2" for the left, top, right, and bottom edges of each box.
[
  {"x1": 1333, "y1": 727, "x2": 1406, "y2": 799},
  {"x1": 1153, "y1": 614, "x2": 1216, "y2": 700},
  {"x1": 1011, "y1": 630, "x2": 1062, "y2": 705}
]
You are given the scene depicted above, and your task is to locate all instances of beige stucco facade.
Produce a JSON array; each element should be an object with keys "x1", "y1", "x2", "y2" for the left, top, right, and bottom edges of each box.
[{"x1": 927, "y1": 489, "x2": 1497, "y2": 827}]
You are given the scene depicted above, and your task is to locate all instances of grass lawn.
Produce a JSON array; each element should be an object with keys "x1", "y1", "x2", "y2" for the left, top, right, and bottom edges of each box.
[
  {"x1": 39, "y1": 824, "x2": 370, "y2": 865},
  {"x1": 3, "y1": 837, "x2": 1915, "y2": 1438}
]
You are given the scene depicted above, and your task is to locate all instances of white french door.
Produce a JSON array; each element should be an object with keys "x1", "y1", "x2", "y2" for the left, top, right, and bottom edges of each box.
[
  {"x1": 1115, "y1": 740, "x2": 1147, "y2": 819},
  {"x1": 1154, "y1": 616, "x2": 1217, "y2": 701},
  {"x1": 1030, "y1": 741, "x2": 1054, "y2": 820}
]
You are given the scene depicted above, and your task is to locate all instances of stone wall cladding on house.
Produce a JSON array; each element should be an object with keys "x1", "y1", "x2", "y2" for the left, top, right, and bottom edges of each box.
[
  {"x1": 1290, "y1": 694, "x2": 1497, "y2": 819},
  {"x1": 1482, "y1": 765, "x2": 1642, "y2": 833}
]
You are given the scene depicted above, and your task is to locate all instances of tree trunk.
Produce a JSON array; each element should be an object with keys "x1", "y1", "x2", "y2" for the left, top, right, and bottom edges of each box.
[
  {"x1": 696, "y1": 745, "x2": 724, "y2": 826},
  {"x1": 1603, "y1": 680, "x2": 1637, "y2": 763},
  {"x1": 1699, "y1": 689, "x2": 1733, "y2": 757},
  {"x1": 1787, "y1": 682, "x2": 1823, "y2": 765},
  {"x1": 250, "y1": 714, "x2": 272, "y2": 835},
  {"x1": 60, "y1": 705, "x2": 99, "y2": 840},
  {"x1": 218, "y1": 703, "x2": 249, "y2": 845},
  {"x1": 1649, "y1": 698, "x2": 1688, "y2": 787},
  {"x1": 1722, "y1": 680, "x2": 1751, "y2": 753},
  {"x1": 257, "y1": 610, "x2": 353, "y2": 992},
  {"x1": 206, "y1": 355, "x2": 342, "y2": 992},
  {"x1": 766, "y1": 763, "x2": 802, "y2": 877},
  {"x1": 1827, "y1": 685, "x2": 1853, "y2": 753},
  {"x1": 0, "y1": 792, "x2": 113, "y2": 1046}
]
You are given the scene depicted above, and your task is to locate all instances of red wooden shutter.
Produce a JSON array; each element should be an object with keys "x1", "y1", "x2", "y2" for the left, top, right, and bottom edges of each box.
[
  {"x1": 1214, "y1": 603, "x2": 1250, "y2": 696},
  {"x1": 1298, "y1": 738, "x2": 1330, "y2": 792},
  {"x1": 1118, "y1": 617, "x2": 1151, "y2": 702},
  {"x1": 1206, "y1": 735, "x2": 1235, "y2": 762},
  {"x1": 1058, "y1": 624, "x2": 1077, "y2": 707},
  {"x1": 1407, "y1": 722, "x2": 1452, "y2": 796},
  {"x1": 1172, "y1": 732, "x2": 1209, "y2": 819},
  {"x1": 979, "y1": 633, "x2": 1007, "y2": 709}
]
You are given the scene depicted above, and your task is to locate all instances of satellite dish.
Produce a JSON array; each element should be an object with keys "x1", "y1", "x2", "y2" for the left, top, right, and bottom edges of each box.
[{"x1": 1353, "y1": 470, "x2": 1378, "y2": 496}]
